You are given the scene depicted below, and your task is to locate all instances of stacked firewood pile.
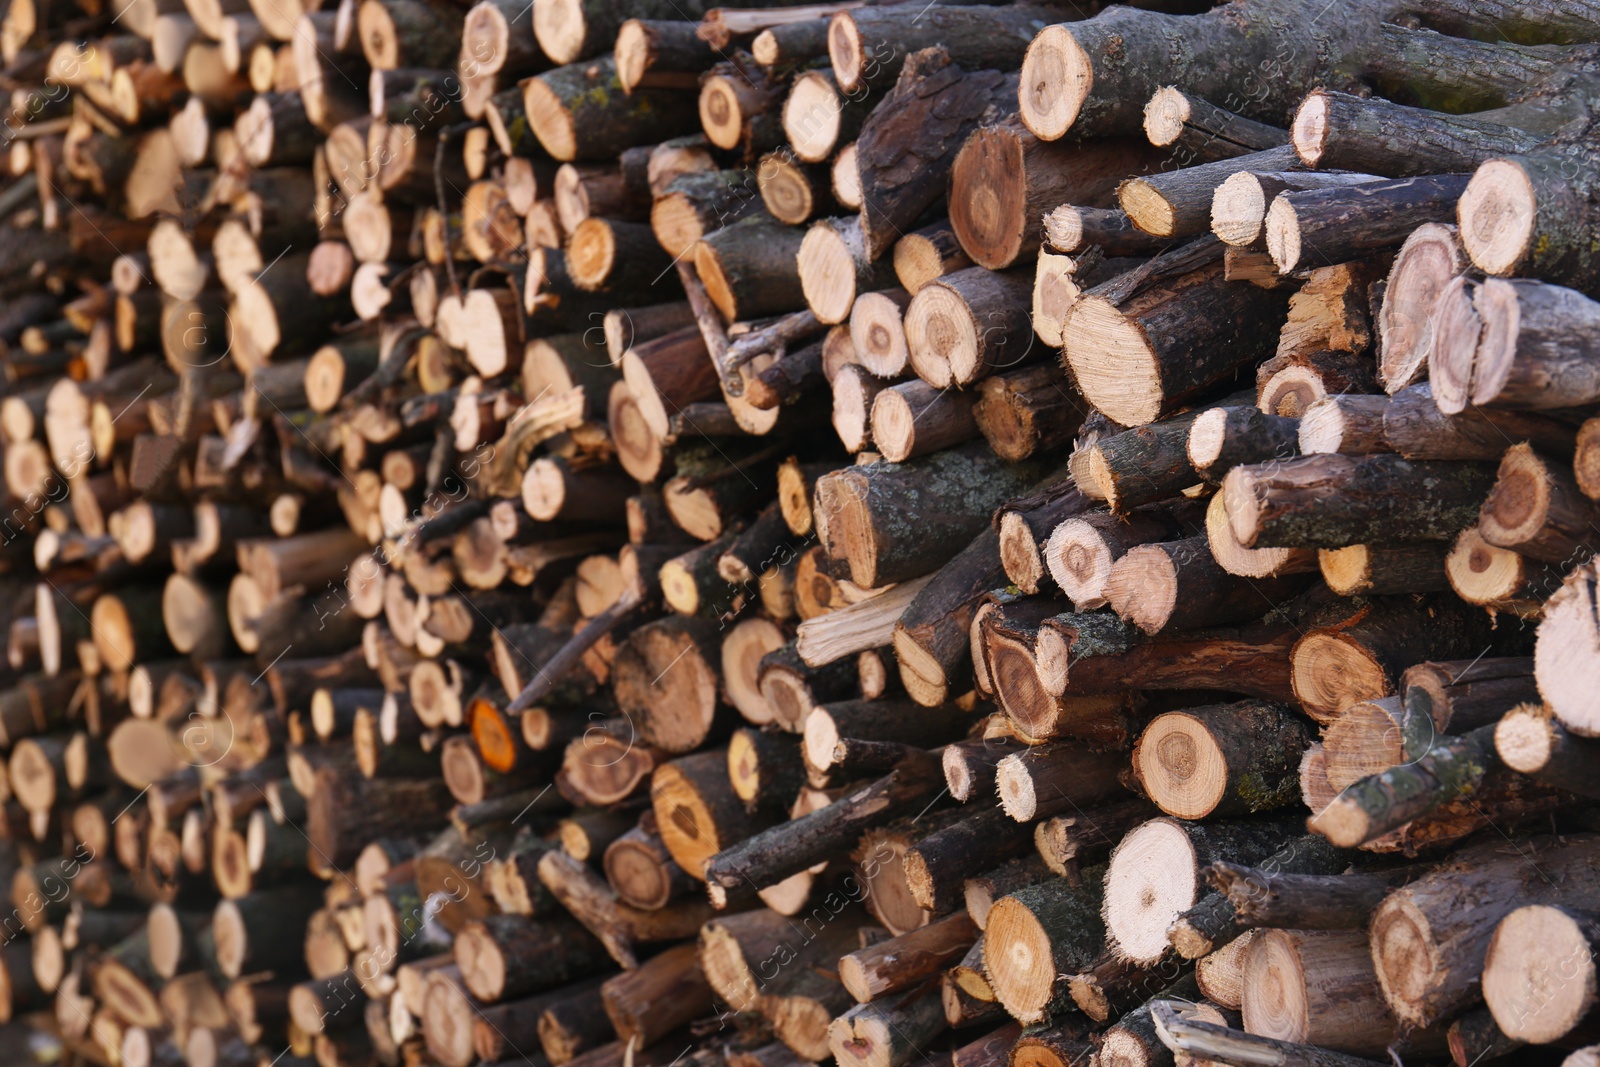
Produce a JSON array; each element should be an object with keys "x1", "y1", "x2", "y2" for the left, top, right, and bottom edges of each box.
[{"x1": 3, "y1": 0, "x2": 1600, "y2": 1065}]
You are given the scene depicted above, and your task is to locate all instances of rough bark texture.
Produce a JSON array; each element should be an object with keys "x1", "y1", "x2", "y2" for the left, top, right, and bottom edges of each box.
[{"x1": 854, "y1": 50, "x2": 1018, "y2": 261}]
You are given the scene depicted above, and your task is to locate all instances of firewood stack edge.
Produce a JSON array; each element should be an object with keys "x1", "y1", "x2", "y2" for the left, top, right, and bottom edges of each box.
[{"x1": 2, "y1": 0, "x2": 1600, "y2": 1065}]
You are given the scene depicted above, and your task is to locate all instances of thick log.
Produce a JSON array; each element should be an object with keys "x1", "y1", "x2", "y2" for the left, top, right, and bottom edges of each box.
[
  {"x1": 454, "y1": 914, "x2": 611, "y2": 1003},
  {"x1": 951, "y1": 121, "x2": 1159, "y2": 269},
  {"x1": 982, "y1": 867, "x2": 1106, "y2": 1023},
  {"x1": 973, "y1": 364, "x2": 1087, "y2": 464},
  {"x1": 1131, "y1": 701, "x2": 1311, "y2": 821},
  {"x1": 1446, "y1": 525, "x2": 1567, "y2": 614},
  {"x1": 797, "y1": 216, "x2": 898, "y2": 327},
  {"x1": 1496, "y1": 703, "x2": 1600, "y2": 800},
  {"x1": 1479, "y1": 443, "x2": 1600, "y2": 563},
  {"x1": 601, "y1": 942, "x2": 711, "y2": 1046},
  {"x1": 1063, "y1": 254, "x2": 1290, "y2": 427},
  {"x1": 1045, "y1": 499, "x2": 1203, "y2": 610},
  {"x1": 1016, "y1": 0, "x2": 1456, "y2": 142},
  {"x1": 1369, "y1": 834, "x2": 1600, "y2": 1028},
  {"x1": 1458, "y1": 146, "x2": 1600, "y2": 294},
  {"x1": 522, "y1": 58, "x2": 699, "y2": 162},
  {"x1": 1537, "y1": 556, "x2": 1600, "y2": 737},
  {"x1": 1104, "y1": 815, "x2": 1302, "y2": 966},
  {"x1": 695, "y1": 215, "x2": 807, "y2": 323},
  {"x1": 1482, "y1": 903, "x2": 1600, "y2": 1044},
  {"x1": 1291, "y1": 593, "x2": 1504, "y2": 723},
  {"x1": 905, "y1": 266, "x2": 1034, "y2": 389}
]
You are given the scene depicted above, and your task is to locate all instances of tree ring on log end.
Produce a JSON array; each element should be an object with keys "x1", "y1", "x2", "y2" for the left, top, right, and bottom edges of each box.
[
  {"x1": 1290, "y1": 91, "x2": 1329, "y2": 167},
  {"x1": 1290, "y1": 631, "x2": 1386, "y2": 724},
  {"x1": 1484, "y1": 904, "x2": 1598, "y2": 1043},
  {"x1": 1018, "y1": 25, "x2": 1090, "y2": 142},
  {"x1": 905, "y1": 283, "x2": 977, "y2": 389},
  {"x1": 983, "y1": 896, "x2": 1055, "y2": 1021},
  {"x1": 827, "y1": 15, "x2": 863, "y2": 93},
  {"x1": 1104, "y1": 818, "x2": 1196, "y2": 964},
  {"x1": 1370, "y1": 896, "x2": 1438, "y2": 1026},
  {"x1": 1061, "y1": 295, "x2": 1160, "y2": 426},
  {"x1": 1458, "y1": 159, "x2": 1535, "y2": 277}
]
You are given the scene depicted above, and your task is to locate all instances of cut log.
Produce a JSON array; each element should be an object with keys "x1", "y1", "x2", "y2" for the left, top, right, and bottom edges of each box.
[
  {"x1": 814, "y1": 443, "x2": 1052, "y2": 588},
  {"x1": 994, "y1": 743, "x2": 1127, "y2": 822},
  {"x1": 522, "y1": 58, "x2": 699, "y2": 162},
  {"x1": 1131, "y1": 701, "x2": 1311, "y2": 820},
  {"x1": 1290, "y1": 593, "x2": 1501, "y2": 723},
  {"x1": 950, "y1": 122, "x2": 1159, "y2": 269},
  {"x1": 1370, "y1": 834, "x2": 1600, "y2": 1028},
  {"x1": 838, "y1": 911, "x2": 976, "y2": 1004},
  {"x1": 1479, "y1": 442, "x2": 1600, "y2": 563},
  {"x1": 797, "y1": 216, "x2": 897, "y2": 327},
  {"x1": 702, "y1": 761, "x2": 945, "y2": 906},
  {"x1": 1144, "y1": 86, "x2": 1287, "y2": 160},
  {"x1": 1103, "y1": 815, "x2": 1301, "y2": 966},
  {"x1": 1537, "y1": 556, "x2": 1600, "y2": 737},
  {"x1": 1383, "y1": 382, "x2": 1577, "y2": 462},
  {"x1": 1292, "y1": 89, "x2": 1544, "y2": 176},
  {"x1": 893, "y1": 221, "x2": 972, "y2": 296},
  {"x1": 1063, "y1": 255, "x2": 1290, "y2": 427},
  {"x1": 983, "y1": 868, "x2": 1106, "y2": 1023},
  {"x1": 1045, "y1": 499, "x2": 1203, "y2": 610},
  {"x1": 1120, "y1": 145, "x2": 1300, "y2": 239},
  {"x1": 1210, "y1": 168, "x2": 1381, "y2": 249},
  {"x1": 1495, "y1": 703, "x2": 1600, "y2": 800},
  {"x1": 1267, "y1": 174, "x2": 1470, "y2": 273},
  {"x1": 904, "y1": 267, "x2": 1034, "y2": 389},
  {"x1": 1482, "y1": 903, "x2": 1600, "y2": 1044}
]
